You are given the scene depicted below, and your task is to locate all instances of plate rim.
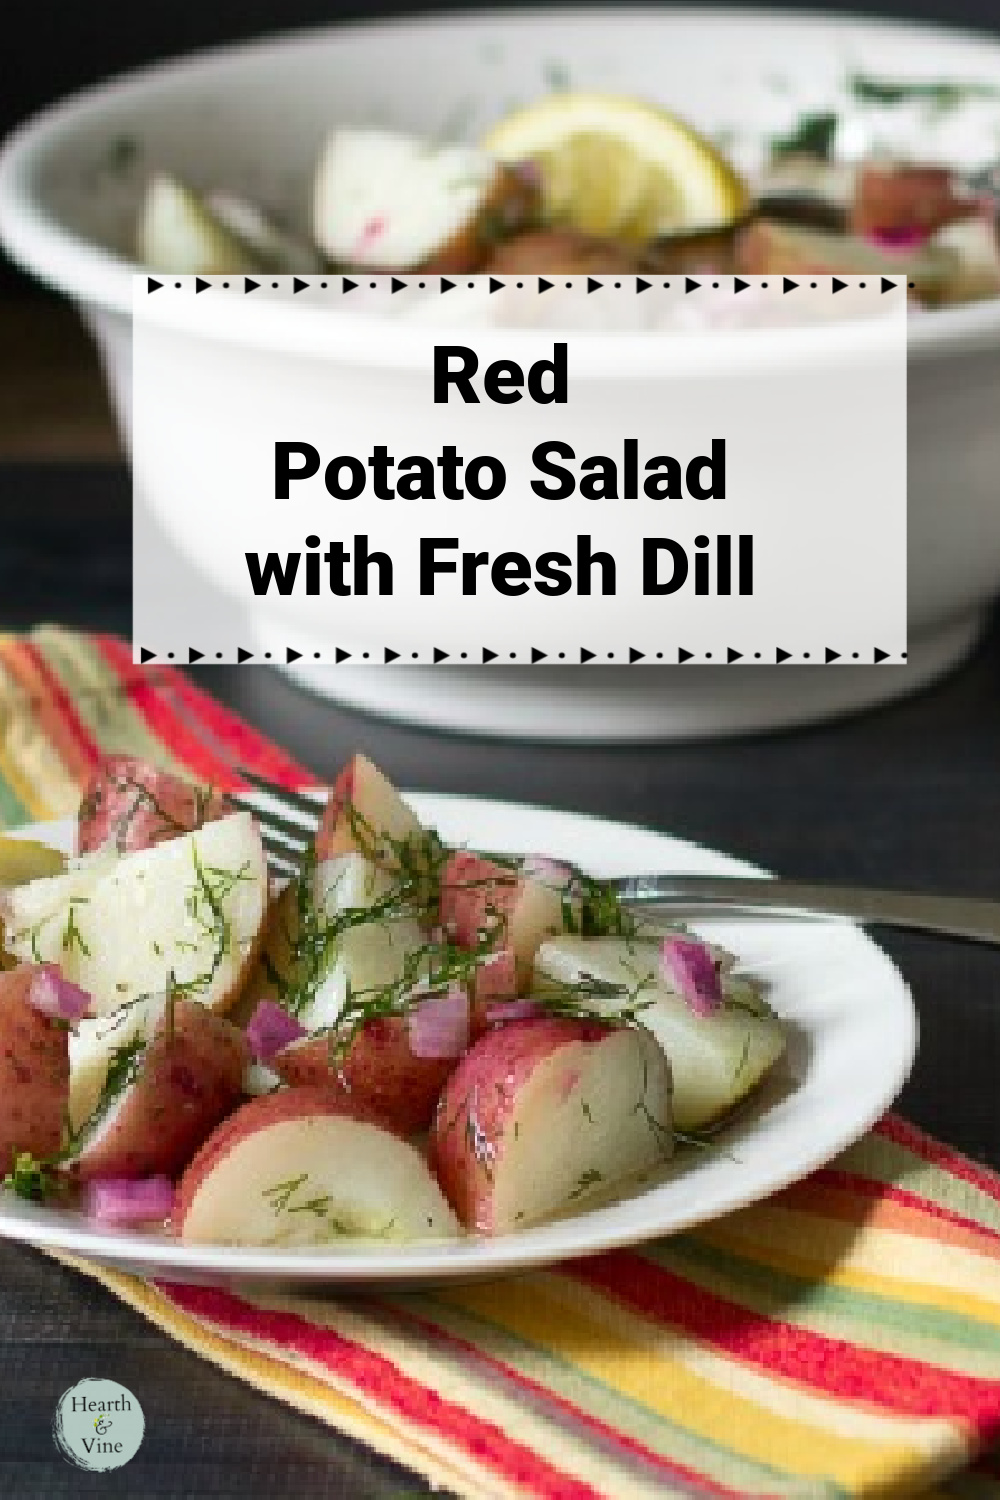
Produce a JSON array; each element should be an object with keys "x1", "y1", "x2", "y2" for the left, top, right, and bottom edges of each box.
[{"x1": 0, "y1": 793, "x2": 917, "y2": 1281}]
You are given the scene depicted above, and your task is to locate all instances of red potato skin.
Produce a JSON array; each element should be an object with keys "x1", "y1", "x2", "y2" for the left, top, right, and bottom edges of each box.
[
  {"x1": 429, "y1": 1017, "x2": 616, "y2": 1233},
  {"x1": 314, "y1": 759, "x2": 356, "y2": 862},
  {"x1": 850, "y1": 163, "x2": 977, "y2": 238},
  {"x1": 439, "y1": 851, "x2": 519, "y2": 948},
  {"x1": 0, "y1": 966, "x2": 69, "y2": 1175},
  {"x1": 272, "y1": 1018, "x2": 458, "y2": 1135},
  {"x1": 420, "y1": 164, "x2": 540, "y2": 274},
  {"x1": 315, "y1": 754, "x2": 424, "y2": 867},
  {"x1": 71, "y1": 1001, "x2": 248, "y2": 1182},
  {"x1": 174, "y1": 1084, "x2": 392, "y2": 1233},
  {"x1": 484, "y1": 227, "x2": 647, "y2": 277},
  {"x1": 78, "y1": 756, "x2": 228, "y2": 856}
]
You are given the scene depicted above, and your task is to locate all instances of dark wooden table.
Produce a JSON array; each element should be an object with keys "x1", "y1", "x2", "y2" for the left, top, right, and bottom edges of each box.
[{"x1": 4, "y1": 460, "x2": 1000, "y2": 1495}]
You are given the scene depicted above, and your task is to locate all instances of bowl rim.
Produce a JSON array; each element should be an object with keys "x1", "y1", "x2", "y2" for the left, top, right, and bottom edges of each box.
[{"x1": 2, "y1": 4, "x2": 1000, "y2": 362}]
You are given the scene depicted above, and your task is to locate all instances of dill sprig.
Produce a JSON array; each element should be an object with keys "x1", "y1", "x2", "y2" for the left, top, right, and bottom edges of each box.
[
  {"x1": 61, "y1": 899, "x2": 91, "y2": 958},
  {"x1": 67, "y1": 1032, "x2": 148, "y2": 1154},
  {"x1": 277, "y1": 844, "x2": 431, "y2": 1018},
  {"x1": 2, "y1": 1151, "x2": 61, "y2": 1203},
  {"x1": 170, "y1": 850, "x2": 252, "y2": 1002},
  {"x1": 316, "y1": 924, "x2": 502, "y2": 1060},
  {"x1": 342, "y1": 802, "x2": 450, "y2": 919},
  {"x1": 562, "y1": 873, "x2": 638, "y2": 940}
]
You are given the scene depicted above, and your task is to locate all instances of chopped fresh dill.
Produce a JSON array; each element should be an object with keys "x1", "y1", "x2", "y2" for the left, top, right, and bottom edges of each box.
[
  {"x1": 2, "y1": 1151, "x2": 60, "y2": 1203},
  {"x1": 342, "y1": 801, "x2": 449, "y2": 916},
  {"x1": 277, "y1": 844, "x2": 427, "y2": 1019},
  {"x1": 170, "y1": 850, "x2": 253, "y2": 1001},
  {"x1": 634, "y1": 1097, "x2": 673, "y2": 1157},
  {"x1": 769, "y1": 111, "x2": 839, "y2": 161},
  {"x1": 568, "y1": 1167, "x2": 603, "y2": 1200},
  {"x1": 288, "y1": 1193, "x2": 333, "y2": 1217},
  {"x1": 61, "y1": 900, "x2": 91, "y2": 958},
  {"x1": 261, "y1": 1173, "x2": 309, "y2": 1213},
  {"x1": 562, "y1": 874, "x2": 638, "y2": 940},
  {"x1": 848, "y1": 73, "x2": 1000, "y2": 110},
  {"x1": 69, "y1": 1032, "x2": 148, "y2": 1152}
]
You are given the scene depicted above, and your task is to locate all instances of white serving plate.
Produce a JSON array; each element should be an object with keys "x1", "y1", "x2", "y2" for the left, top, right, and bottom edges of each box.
[{"x1": 0, "y1": 793, "x2": 916, "y2": 1284}]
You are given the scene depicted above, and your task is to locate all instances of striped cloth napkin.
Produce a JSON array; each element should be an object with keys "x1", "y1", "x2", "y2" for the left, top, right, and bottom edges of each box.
[{"x1": 3, "y1": 625, "x2": 1000, "y2": 1499}]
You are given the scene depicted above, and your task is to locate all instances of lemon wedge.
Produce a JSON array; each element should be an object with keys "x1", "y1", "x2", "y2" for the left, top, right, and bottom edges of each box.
[
  {"x1": 484, "y1": 92, "x2": 749, "y2": 241},
  {"x1": 0, "y1": 835, "x2": 66, "y2": 970},
  {"x1": 0, "y1": 835, "x2": 65, "y2": 888}
]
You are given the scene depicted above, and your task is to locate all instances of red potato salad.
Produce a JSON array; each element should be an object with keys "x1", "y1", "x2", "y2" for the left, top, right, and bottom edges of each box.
[
  {"x1": 133, "y1": 74, "x2": 1000, "y2": 309},
  {"x1": 0, "y1": 753, "x2": 787, "y2": 1245}
]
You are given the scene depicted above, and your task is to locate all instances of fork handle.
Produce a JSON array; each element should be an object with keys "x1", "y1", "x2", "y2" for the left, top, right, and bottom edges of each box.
[{"x1": 616, "y1": 875, "x2": 1000, "y2": 945}]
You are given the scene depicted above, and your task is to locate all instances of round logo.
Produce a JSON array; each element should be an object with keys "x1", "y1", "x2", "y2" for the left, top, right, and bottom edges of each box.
[{"x1": 52, "y1": 1379, "x2": 144, "y2": 1471}]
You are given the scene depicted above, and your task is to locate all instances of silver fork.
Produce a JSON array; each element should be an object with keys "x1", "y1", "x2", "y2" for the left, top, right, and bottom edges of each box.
[{"x1": 229, "y1": 768, "x2": 1000, "y2": 946}]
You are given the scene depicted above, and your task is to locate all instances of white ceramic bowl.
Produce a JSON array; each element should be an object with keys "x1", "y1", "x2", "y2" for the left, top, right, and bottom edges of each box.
[{"x1": 2, "y1": 8, "x2": 1000, "y2": 740}]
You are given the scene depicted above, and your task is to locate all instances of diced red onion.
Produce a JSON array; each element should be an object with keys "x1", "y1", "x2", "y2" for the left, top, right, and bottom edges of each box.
[
  {"x1": 86, "y1": 1175, "x2": 175, "y2": 1225},
  {"x1": 484, "y1": 999, "x2": 543, "y2": 1025},
  {"x1": 659, "y1": 936, "x2": 723, "y2": 1016},
  {"x1": 26, "y1": 965, "x2": 92, "y2": 1023},
  {"x1": 520, "y1": 854, "x2": 574, "y2": 889},
  {"x1": 864, "y1": 226, "x2": 929, "y2": 251},
  {"x1": 245, "y1": 1000, "x2": 306, "y2": 1062},
  {"x1": 408, "y1": 986, "x2": 470, "y2": 1059}
]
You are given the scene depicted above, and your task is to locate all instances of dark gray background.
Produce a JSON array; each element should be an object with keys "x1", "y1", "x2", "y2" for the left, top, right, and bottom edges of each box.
[{"x1": 2, "y1": 0, "x2": 1000, "y2": 294}]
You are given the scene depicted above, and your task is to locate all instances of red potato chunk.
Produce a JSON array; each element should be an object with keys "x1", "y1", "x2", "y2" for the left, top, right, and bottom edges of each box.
[
  {"x1": 421, "y1": 163, "x2": 540, "y2": 274},
  {"x1": 315, "y1": 754, "x2": 426, "y2": 868},
  {"x1": 850, "y1": 163, "x2": 978, "y2": 239},
  {"x1": 733, "y1": 218, "x2": 950, "y2": 301},
  {"x1": 272, "y1": 1016, "x2": 459, "y2": 1136},
  {"x1": 439, "y1": 851, "x2": 569, "y2": 984},
  {"x1": 78, "y1": 756, "x2": 228, "y2": 856},
  {"x1": 0, "y1": 966, "x2": 69, "y2": 1175},
  {"x1": 484, "y1": 227, "x2": 647, "y2": 276},
  {"x1": 175, "y1": 1085, "x2": 460, "y2": 1244},
  {"x1": 69, "y1": 1000, "x2": 248, "y2": 1182},
  {"x1": 429, "y1": 1018, "x2": 673, "y2": 1234}
]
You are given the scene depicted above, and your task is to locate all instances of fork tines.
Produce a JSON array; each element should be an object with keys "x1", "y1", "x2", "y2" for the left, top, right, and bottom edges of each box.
[{"x1": 229, "y1": 766, "x2": 326, "y2": 875}]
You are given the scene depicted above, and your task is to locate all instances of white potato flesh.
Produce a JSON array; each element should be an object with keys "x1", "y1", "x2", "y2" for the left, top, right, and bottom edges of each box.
[
  {"x1": 301, "y1": 852, "x2": 425, "y2": 1031},
  {"x1": 490, "y1": 1028, "x2": 672, "y2": 1232},
  {"x1": 312, "y1": 128, "x2": 496, "y2": 268},
  {"x1": 318, "y1": 754, "x2": 427, "y2": 867},
  {"x1": 137, "y1": 173, "x2": 261, "y2": 274},
  {"x1": 300, "y1": 915, "x2": 426, "y2": 1032},
  {"x1": 180, "y1": 1114, "x2": 460, "y2": 1245},
  {"x1": 68, "y1": 993, "x2": 164, "y2": 1133},
  {"x1": 6, "y1": 812, "x2": 267, "y2": 1016},
  {"x1": 535, "y1": 935, "x2": 786, "y2": 1131},
  {"x1": 314, "y1": 852, "x2": 398, "y2": 915},
  {"x1": 3, "y1": 849, "x2": 117, "y2": 940}
]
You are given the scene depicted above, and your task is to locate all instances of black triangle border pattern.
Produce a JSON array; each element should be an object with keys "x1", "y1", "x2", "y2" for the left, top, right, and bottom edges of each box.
[
  {"x1": 134, "y1": 647, "x2": 908, "y2": 665},
  {"x1": 143, "y1": 276, "x2": 913, "y2": 296}
]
